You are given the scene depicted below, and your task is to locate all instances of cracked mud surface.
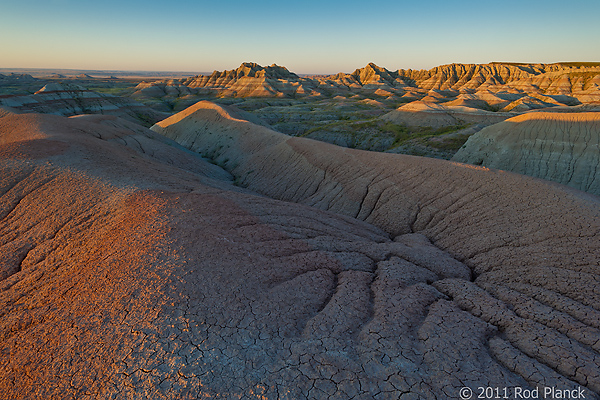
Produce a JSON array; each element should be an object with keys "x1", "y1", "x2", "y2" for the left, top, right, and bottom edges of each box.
[{"x1": 1, "y1": 104, "x2": 599, "y2": 399}]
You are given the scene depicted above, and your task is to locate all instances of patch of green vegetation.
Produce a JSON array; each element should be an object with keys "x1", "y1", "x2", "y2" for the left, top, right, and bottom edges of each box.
[
  {"x1": 235, "y1": 97, "x2": 472, "y2": 155},
  {"x1": 424, "y1": 133, "x2": 472, "y2": 151},
  {"x1": 302, "y1": 120, "x2": 349, "y2": 136},
  {"x1": 482, "y1": 104, "x2": 502, "y2": 112},
  {"x1": 373, "y1": 121, "x2": 409, "y2": 147},
  {"x1": 352, "y1": 120, "x2": 378, "y2": 129},
  {"x1": 405, "y1": 148, "x2": 428, "y2": 157},
  {"x1": 384, "y1": 123, "x2": 468, "y2": 150},
  {"x1": 92, "y1": 87, "x2": 133, "y2": 96},
  {"x1": 429, "y1": 125, "x2": 468, "y2": 135},
  {"x1": 133, "y1": 111, "x2": 155, "y2": 127},
  {"x1": 299, "y1": 116, "x2": 469, "y2": 153}
]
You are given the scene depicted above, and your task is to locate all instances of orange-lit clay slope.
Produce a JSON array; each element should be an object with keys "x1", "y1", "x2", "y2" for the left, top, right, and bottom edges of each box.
[{"x1": 0, "y1": 102, "x2": 599, "y2": 399}]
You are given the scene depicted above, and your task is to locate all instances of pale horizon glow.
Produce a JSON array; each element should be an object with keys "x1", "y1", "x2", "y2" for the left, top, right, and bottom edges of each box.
[{"x1": 1, "y1": 0, "x2": 599, "y2": 75}]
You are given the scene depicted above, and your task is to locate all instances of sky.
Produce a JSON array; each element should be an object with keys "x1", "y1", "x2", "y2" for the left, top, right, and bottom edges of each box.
[{"x1": 1, "y1": 0, "x2": 599, "y2": 75}]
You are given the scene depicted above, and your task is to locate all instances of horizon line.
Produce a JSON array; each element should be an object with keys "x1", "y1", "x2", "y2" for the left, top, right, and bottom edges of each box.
[{"x1": 2, "y1": 61, "x2": 600, "y2": 78}]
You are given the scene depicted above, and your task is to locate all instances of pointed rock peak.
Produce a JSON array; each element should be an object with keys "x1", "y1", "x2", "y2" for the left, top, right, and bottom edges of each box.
[
  {"x1": 352, "y1": 62, "x2": 392, "y2": 76},
  {"x1": 239, "y1": 62, "x2": 261, "y2": 69},
  {"x1": 348, "y1": 63, "x2": 397, "y2": 85},
  {"x1": 265, "y1": 64, "x2": 299, "y2": 79},
  {"x1": 366, "y1": 62, "x2": 385, "y2": 71},
  {"x1": 352, "y1": 63, "x2": 382, "y2": 74},
  {"x1": 237, "y1": 62, "x2": 263, "y2": 74},
  {"x1": 190, "y1": 62, "x2": 301, "y2": 82}
]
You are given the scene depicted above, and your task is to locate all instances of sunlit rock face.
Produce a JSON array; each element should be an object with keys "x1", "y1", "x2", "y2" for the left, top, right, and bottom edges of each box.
[
  {"x1": 1, "y1": 103, "x2": 599, "y2": 399},
  {"x1": 453, "y1": 111, "x2": 600, "y2": 196},
  {"x1": 135, "y1": 63, "x2": 319, "y2": 99},
  {"x1": 134, "y1": 62, "x2": 600, "y2": 106}
]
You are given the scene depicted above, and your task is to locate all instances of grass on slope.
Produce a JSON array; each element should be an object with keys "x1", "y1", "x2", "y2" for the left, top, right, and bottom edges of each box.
[
  {"x1": 232, "y1": 97, "x2": 472, "y2": 157},
  {"x1": 301, "y1": 116, "x2": 469, "y2": 154}
]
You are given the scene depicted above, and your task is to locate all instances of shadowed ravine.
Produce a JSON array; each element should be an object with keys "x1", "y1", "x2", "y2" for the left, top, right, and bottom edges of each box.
[{"x1": 0, "y1": 103, "x2": 599, "y2": 399}]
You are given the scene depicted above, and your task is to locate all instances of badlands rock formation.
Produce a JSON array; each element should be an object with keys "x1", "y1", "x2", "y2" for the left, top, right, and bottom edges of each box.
[
  {"x1": 0, "y1": 83, "x2": 167, "y2": 126},
  {"x1": 135, "y1": 62, "x2": 600, "y2": 150},
  {"x1": 452, "y1": 112, "x2": 600, "y2": 196},
  {"x1": 0, "y1": 73, "x2": 36, "y2": 83},
  {"x1": 1, "y1": 101, "x2": 599, "y2": 399},
  {"x1": 152, "y1": 101, "x2": 599, "y2": 397},
  {"x1": 137, "y1": 62, "x2": 600, "y2": 107},
  {"x1": 134, "y1": 62, "x2": 320, "y2": 100}
]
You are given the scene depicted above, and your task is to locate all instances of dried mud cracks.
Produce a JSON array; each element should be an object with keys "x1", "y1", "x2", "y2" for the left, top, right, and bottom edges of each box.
[{"x1": 0, "y1": 105, "x2": 599, "y2": 399}]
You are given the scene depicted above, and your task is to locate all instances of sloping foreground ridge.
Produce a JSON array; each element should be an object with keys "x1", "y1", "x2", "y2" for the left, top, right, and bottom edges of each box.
[
  {"x1": 153, "y1": 101, "x2": 600, "y2": 397},
  {"x1": 0, "y1": 103, "x2": 598, "y2": 399}
]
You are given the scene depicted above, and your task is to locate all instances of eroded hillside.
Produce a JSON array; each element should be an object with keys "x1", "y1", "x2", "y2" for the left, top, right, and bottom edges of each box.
[
  {"x1": 4, "y1": 62, "x2": 599, "y2": 159},
  {"x1": 1, "y1": 103, "x2": 598, "y2": 399},
  {"x1": 127, "y1": 62, "x2": 600, "y2": 159},
  {"x1": 452, "y1": 111, "x2": 600, "y2": 195}
]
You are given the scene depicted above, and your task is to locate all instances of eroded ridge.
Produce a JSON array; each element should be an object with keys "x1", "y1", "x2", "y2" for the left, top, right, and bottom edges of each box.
[
  {"x1": 0, "y1": 107, "x2": 599, "y2": 399},
  {"x1": 151, "y1": 101, "x2": 600, "y2": 398},
  {"x1": 453, "y1": 112, "x2": 600, "y2": 195}
]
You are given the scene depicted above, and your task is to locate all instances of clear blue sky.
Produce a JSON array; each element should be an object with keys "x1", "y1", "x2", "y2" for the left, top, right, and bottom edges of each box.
[{"x1": 1, "y1": 0, "x2": 599, "y2": 74}]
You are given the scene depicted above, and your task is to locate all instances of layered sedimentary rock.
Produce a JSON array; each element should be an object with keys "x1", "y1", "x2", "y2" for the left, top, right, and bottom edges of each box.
[
  {"x1": 324, "y1": 62, "x2": 600, "y2": 99},
  {"x1": 134, "y1": 63, "x2": 600, "y2": 146},
  {"x1": 1, "y1": 101, "x2": 599, "y2": 399},
  {"x1": 0, "y1": 73, "x2": 36, "y2": 83},
  {"x1": 134, "y1": 62, "x2": 321, "y2": 99},
  {"x1": 452, "y1": 112, "x2": 600, "y2": 195},
  {"x1": 324, "y1": 62, "x2": 412, "y2": 90},
  {"x1": 0, "y1": 83, "x2": 167, "y2": 126},
  {"x1": 135, "y1": 62, "x2": 600, "y2": 107}
]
